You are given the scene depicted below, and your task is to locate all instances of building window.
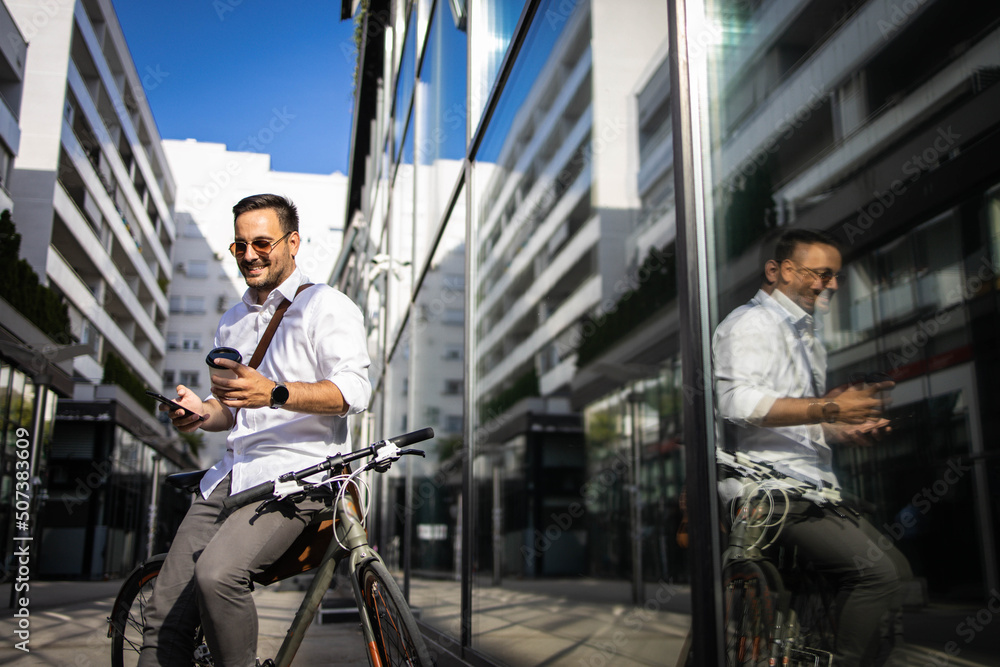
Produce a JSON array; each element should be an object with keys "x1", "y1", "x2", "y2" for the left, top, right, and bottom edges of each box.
[
  {"x1": 179, "y1": 371, "x2": 200, "y2": 388},
  {"x1": 185, "y1": 296, "x2": 206, "y2": 314},
  {"x1": 443, "y1": 308, "x2": 463, "y2": 325},
  {"x1": 182, "y1": 333, "x2": 202, "y2": 351},
  {"x1": 444, "y1": 415, "x2": 463, "y2": 433},
  {"x1": 169, "y1": 295, "x2": 183, "y2": 314},
  {"x1": 166, "y1": 332, "x2": 179, "y2": 350},
  {"x1": 162, "y1": 369, "x2": 175, "y2": 386},
  {"x1": 443, "y1": 344, "x2": 463, "y2": 361},
  {"x1": 443, "y1": 379, "x2": 463, "y2": 395},
  {"x1": 186, "y1": 260, "x2": 208, "y2": 278}
]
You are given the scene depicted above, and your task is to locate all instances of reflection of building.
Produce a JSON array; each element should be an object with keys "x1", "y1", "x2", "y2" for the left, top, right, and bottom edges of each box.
[
  {"x1": 342, "y1": 0, "x2": 1000, "y2": 664},
  {"x1": 161, "y1": 139, "x2": 348, "y2": 465},
  {"x1": 6, "y1": 0, "x2": 195, "y2": 579},
  {"x1": 707, "y1": 0, "x2": 1000, "y2": 600}
]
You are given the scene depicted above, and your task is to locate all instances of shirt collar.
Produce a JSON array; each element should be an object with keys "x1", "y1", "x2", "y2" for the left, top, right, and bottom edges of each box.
[
  {"x1": 241, "y1": 267, "x2": 307, "y2": 310},
  {"x1": 768, "y1": 288, "x2": 814, "y2": 333}
]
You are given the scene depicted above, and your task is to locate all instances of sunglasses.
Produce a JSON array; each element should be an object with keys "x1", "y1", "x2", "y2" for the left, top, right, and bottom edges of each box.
[
  {"x1": 785, "y1": 260, "x2": 843, "y2": 285},
  {"x1": 229, "y1": 231, "x2": 291, "y2": 258}
]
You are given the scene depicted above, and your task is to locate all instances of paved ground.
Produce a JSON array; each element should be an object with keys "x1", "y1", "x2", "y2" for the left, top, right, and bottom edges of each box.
[
  {"x1": 1, "y1": 575, "x2": 998, "y2": 666},
  {"x1": 0, "y1": 577, "x2": 370, "y2": 666}
]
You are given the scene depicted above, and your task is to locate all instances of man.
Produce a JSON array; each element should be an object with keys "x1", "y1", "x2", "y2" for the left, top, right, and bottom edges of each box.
[
  {"x1": 139, "y1": 194, "x2": 371, "y2": 666},
  {"x1": 713, "y1": 229, "x2": 909, "y2": 666}
]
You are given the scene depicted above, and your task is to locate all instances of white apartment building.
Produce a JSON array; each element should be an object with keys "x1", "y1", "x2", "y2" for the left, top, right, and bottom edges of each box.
[
  {"x1": 474, "y1": 1, "x2": 666, "y2": 414},
  {"x1": 10, "y1": 0, "x2": 176, "y2": 389},
  {"x1": 5, "y1": 0, "x2": 197, "y2": 579},
  {"x1": 162, "y1": 138, "x2": 348, "y2": 465}
]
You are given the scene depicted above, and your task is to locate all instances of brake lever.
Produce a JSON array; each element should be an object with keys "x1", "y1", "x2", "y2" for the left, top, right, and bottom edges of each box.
[{"x1": 399, "y1": 448, "x2": 426, "y2": 458}]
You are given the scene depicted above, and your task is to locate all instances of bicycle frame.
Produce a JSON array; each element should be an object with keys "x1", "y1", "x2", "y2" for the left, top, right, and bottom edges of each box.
[{"x1": 269, "y1": 485, "x2": 380, "y2": 667}]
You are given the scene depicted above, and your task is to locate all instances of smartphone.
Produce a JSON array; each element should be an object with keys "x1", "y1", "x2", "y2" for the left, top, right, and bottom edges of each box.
[
  {"x1": 145, "y1": 390, "x2": 207, "y2": 421},
  {"x1": 206, "y1": 346, "x2": 242, "y2": 381}
]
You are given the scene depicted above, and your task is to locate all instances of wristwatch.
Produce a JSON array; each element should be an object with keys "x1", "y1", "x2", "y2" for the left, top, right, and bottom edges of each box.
[
  {"x1": 820, "y1": 401, "x2": 839, "y2": 424},
  {"x1": 270, "y1": 382, "x2": 289, "y2": 409}
]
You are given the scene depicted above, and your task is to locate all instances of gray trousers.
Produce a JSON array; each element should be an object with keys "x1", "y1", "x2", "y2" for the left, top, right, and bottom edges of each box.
[
  {"x1": 138, "y1": 475, "x2": 324, "y2": 667},
  {"x1": 780, "y1": 503, "x2": 912, "y2": 667}
]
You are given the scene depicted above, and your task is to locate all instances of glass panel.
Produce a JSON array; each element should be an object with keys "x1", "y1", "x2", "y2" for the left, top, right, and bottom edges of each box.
[
  {"x1": 469, "y1": 0, "x2": 527, "y2": 136},
  {"x1": 407, "y1": 185, "x2": 466, "y2": 644},
  {"x1": 470, "y1": 0, "x2": 681, "y2": 663},
  {"x1": 415, "y1": 0, "x2": 467, "y2": 259},
  {"x1": 698, "y1": 0, "x2": 1000, "y2": 664},
  {"x1": 394, "y1": 5, "x2": 417, "y2": 163}
]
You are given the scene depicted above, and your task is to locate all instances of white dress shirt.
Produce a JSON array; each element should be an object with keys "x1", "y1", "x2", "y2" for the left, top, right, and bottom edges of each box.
[
  {"x1": 200, "y1": 268, "x2": 372, "y2": 497},
  {"x1": 712, "y1": 288, "x2": 837, "y2": 489}
]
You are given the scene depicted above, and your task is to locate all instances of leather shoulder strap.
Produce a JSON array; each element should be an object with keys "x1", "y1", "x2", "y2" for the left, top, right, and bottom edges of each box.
[{"x1": 247, "y1": 283, "x2": 315, "y2": 369}]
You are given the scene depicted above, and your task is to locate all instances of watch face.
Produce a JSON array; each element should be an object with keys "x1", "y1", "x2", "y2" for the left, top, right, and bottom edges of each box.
[{"x1": 272, "y1": 383, "x2": 289, "y2": 406}]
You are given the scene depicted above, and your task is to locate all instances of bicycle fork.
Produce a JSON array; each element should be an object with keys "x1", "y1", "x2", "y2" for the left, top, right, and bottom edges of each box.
[{"x1": 267, "y1": 498, "x2": 379, "y2": 667}]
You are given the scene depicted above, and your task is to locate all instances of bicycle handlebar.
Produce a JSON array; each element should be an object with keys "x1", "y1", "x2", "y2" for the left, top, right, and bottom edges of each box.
[{"x1": 222, "y1": 427, "x2": 434, "y2": 510}]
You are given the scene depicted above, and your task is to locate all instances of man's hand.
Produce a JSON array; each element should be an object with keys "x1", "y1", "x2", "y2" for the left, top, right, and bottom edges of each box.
[
  {"x1": 163, "y1": 386, "x2": 209, "y2": 433},
  {"x1": 824, "y1": 418, "x2": 892, "y2": 447},
  {"x1": 209, "y1": 358, "x2": 275, "y2": 409},
  {"x1": 825, "y1": 380, "x2": 894, "y2": 424}
]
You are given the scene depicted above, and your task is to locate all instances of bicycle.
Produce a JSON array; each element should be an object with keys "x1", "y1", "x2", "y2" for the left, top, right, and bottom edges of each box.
[
  {"x1": 718, "y1": 450, "x2": 840, "y2": 667},
  {"x1": 107, "y1": 427, "x2": 435, "y2": 667}
]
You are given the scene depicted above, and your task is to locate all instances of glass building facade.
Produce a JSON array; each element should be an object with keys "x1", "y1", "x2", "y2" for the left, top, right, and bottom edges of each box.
[{"x1": 338, "y1": 0, "x2": 1000, "y2": 664}]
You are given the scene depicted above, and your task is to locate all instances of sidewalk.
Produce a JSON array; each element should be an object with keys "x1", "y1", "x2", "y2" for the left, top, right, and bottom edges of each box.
[{"x1": 0, "y1": 576, "x2": 370, "y2": 665}]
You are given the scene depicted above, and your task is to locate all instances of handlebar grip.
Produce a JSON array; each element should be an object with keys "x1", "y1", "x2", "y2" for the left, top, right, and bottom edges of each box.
[
  {"x1": 223, "y1": 481, "x2": 275, "y2": 510},
  {"x1": 386, "y1": 427, "x2": 434, "y2": 448}
]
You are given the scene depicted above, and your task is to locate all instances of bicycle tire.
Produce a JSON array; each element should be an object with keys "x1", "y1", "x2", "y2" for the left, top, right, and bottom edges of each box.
[
  {"x1": 784, "y1": 567, "x2": 837, "y2": 664},
  {"x1": 723, "y1": 560, "x2": 783, "y2": 667},
  {"x1": 109, "y1": 559, "x2": 211, "y2": 667},
  {"x1": 358, "y1": 560, "x2": 432, "y2": 667}
]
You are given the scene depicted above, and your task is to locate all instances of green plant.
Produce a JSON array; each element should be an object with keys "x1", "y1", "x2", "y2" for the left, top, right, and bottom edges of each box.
[
  {"x1": 480, "y1": 367, "x2": 539, "y2": 421},
  {"x1": 576, "y1": 243, "x2": 678, "y2": 366},
  {"x1": 102, "y1": 351, "x2": 157, "y2": 413},
  {"x1": 0, "y1": 209, "x2": 74, "y2": 342}
]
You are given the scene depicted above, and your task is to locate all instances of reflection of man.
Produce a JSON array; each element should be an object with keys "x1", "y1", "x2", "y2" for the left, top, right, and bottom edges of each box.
[
  {"x1": 139, "y1": 194, "x2": 372, "y2": 666},
  {"x1": 713, "y1": 229, "x2": 909, "y2": 666}
]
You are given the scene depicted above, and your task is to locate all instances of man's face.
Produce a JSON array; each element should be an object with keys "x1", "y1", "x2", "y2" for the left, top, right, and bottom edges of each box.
[
  {"x1": 233, "y1": 208, "x2": 298, "y2": 297},
  {"x1": 776, "y1": 242, "x2": 842, "y2": 314}
]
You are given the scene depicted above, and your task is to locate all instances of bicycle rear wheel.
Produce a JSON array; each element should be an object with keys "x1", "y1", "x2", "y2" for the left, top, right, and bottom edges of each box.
[
  {"x1": 358, "y1": 560, "x2": 432, "y2": 667},
  {"x1": 109, "y1": 559, "x2": 211, "y2": 667},
  {"x1": 723, "y1": 560, "x2": 783, "y2": 667}
]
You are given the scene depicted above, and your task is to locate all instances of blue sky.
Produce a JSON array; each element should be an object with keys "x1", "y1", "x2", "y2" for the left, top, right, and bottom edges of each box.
[{"x1": 111, "y1": 0, "x2": 358, "y2": 175}]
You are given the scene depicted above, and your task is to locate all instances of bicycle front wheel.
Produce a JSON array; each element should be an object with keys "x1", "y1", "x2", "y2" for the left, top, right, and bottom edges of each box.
[
  {"x1": 723, "y1": 560, "x2": 783, "y2": 667},
  {"x1": 358, "y1": 561, "x2": 432, "y2": 667},
  {"x1": 108, "y1": 559, "x2": 210, "y2": 667}
]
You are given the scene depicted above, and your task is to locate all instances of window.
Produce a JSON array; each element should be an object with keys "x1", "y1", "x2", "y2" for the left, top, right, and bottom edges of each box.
[
  {"x1": 443, "y1": 344, "x2": 463, "y2": 361},
  {"x1": 443, "y1": 308, "x2": 463, "y2": 325},
  {"x1": 182, "y1": 333, "x2": 202, "y2": 351},
  {"x1": 179, "y1": 371, "x2": 200, "y2": 388},
  {"x1": 444, "y1": 415, "x2": 463, "y2": 433},
  {"x1": 443, "y1": 379, "x2": 463, "y2": 395},
  {"x1": 185, "y1": 297, "x2": 206, "y2": 314},
  {"x1": 166, "y1": 332, "x2": 179, "y2": 350},
  {"x1": 162, "y1": 370, "x2": 175, "y2": 386},
  {"x1": 169, "y1": 295, "x2": 183, "y2": 314},
  {"x1": 186, "y1": 260, "x2": 208, "y2": 278}
]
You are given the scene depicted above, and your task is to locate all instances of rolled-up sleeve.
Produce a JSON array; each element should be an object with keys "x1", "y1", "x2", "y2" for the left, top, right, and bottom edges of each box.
[
  {"x1": 712, "y1": 308, "x2": 780, "y2": 426},
  {"x1": 310, "y1": 289, "x2": 372, "y2": 415}
]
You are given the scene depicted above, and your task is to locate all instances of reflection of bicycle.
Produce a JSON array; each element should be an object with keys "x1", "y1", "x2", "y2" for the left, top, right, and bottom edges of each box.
[
  {"x1": 107, "y1": 428, "x2": 435, "y2": 667},
  {"x1": 719, "y1": 450, "x2": 839, "y2": 667}
]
